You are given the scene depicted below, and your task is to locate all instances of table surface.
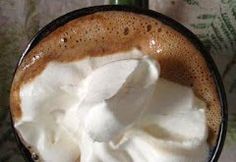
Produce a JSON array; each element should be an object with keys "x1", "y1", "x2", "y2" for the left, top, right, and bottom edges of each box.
[{"x1": 0, "y1": 0, "x2": 235, "y2": 161}]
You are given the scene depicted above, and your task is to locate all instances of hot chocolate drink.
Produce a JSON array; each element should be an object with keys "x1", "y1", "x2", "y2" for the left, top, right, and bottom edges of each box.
[{"x1": 10, "y1": 10, "x2": 221, "y2": 162}]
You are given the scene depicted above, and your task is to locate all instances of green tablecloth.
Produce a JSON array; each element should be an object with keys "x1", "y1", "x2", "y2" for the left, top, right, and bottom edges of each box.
[{"x1": 0, "y1": 0, "x2": 235, "y2": 161}]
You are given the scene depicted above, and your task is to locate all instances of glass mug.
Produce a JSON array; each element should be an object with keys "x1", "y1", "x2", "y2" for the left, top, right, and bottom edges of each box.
[{"x1": 10, "y1": 0, "x2": 227, "y2": 162}]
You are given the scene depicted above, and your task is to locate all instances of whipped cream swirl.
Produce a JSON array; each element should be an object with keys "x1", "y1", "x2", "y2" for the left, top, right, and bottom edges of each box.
[{"x1": 16, "y1": 49, "x2": 209, "y2": 162}]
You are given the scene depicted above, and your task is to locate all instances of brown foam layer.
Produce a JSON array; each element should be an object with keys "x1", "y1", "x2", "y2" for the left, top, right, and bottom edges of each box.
[{"x1": 10, "y1": 11, "x2": 221, "y2": 146}]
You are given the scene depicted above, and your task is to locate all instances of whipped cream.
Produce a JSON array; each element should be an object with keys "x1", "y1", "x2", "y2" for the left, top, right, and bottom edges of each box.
[{"x1": 16, "y1": 49, "x2": 209, "y2": 162}]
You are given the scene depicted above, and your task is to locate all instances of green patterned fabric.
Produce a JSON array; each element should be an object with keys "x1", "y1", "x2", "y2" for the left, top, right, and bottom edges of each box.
[{"x1": 0, "y1": 0, "x2": 235, "y2": 161}]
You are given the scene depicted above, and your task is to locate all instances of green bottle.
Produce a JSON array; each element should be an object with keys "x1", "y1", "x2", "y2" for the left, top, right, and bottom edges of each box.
[{"x1": 109, "y1": 0, "x2": 149, "y2": 9}]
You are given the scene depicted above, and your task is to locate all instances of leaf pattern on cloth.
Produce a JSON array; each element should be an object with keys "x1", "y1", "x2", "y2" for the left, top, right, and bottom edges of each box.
[
  {"x1": 191, "y1": 0, "x2": 236, "y2": 55},
  {"x1": 0, "y1": 0, "x2": 235, "y2": 161}
]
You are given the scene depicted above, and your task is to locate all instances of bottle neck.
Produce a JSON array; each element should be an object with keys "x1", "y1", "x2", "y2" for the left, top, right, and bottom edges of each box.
[{"x1": 109, "y1": 0, "x2": 149, "y2": 9}]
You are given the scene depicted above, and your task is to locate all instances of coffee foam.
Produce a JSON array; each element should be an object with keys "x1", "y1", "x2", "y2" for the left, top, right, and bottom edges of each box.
[{"x1": 10, "y1": 11, "x2": 221, "y2": 148}]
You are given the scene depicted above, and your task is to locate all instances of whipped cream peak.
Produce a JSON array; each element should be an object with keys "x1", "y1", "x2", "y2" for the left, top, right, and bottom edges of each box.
[{"x1": 84, "y1": 57, "x2": 159, "y2": 142}]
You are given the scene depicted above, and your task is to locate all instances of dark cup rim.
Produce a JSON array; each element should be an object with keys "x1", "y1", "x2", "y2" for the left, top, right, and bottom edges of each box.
[{"x1": 11, "y1": 5, "x2": 227, "y2": 162}]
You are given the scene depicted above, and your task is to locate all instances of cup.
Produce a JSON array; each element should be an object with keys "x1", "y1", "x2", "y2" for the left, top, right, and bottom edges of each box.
[{"x1": 10, "y1": 1, "x2": 227, "y2": 162}]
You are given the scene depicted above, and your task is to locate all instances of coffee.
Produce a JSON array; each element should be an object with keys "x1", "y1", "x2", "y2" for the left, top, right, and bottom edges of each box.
[{"x1": 10, "y1": 11, "x2": 221, "y2": 156}]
